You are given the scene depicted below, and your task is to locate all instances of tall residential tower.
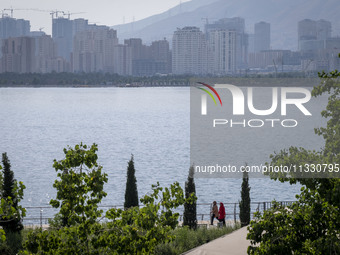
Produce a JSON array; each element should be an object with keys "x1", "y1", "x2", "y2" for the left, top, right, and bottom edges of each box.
[
  {"x1": 254, "y1": 21, "x2": 270, "y2": 52},
  {"x1": 172, "y1": 27, "x2": 208, "y2": 75}
]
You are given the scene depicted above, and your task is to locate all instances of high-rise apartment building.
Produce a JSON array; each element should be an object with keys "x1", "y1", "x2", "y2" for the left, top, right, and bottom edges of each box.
[
  {"x1": 73, "y1": 18, "x2": 89, "y2": 37},
  {"x1": 247, "y1": 34, "x2": 255, "y2": 53},
  {"x1": 205, "y1": 17, "x2": 245, "y2": 37},
  {"x1": 0, "y1": 16, "x2": 30, "y2": 39},
  {"x1": 150, "y1": 40, "x2": 170, "y2": 63},
  {"x1": 150, "y1": 39, "x2": 172, "y2": 74},
  {"x1": 124, "y1": 38, "x2": 158, "y2": 75},
  {"x1": 208, "y1": 30, "x2": 237, "y2": 74},
  {"x1": 0, "y1": 16, "x2": 30, "y2": 58},
  {"x1": 73, "y1": 27, "x2": 118, "y2": 73},
  {"x1": 298, "y1": 19, "x2": 332, "y2": 51},
  {"x1": 128, "y1": 38, "x2": 172, "y2": 76},
  {"x1": 33, "y1": 34, "x2": 57, "y2": 73},
  {"x1": 52, "y1": 17, "x2": 73, "y2": 61},
  {"x1": 297, "y1": 19, "x2": 338, "y2": 72},
  {"x1": 205, "y1": 18, "x2": 248, "y2": 70},
  {"x1": 0, "y1": 33, "x2": 71, "y2": 73},
  {"x1": 316, "y1": 19, "x2": 332, "y2": 41},
  {"x1": 113, "y1": 44, "x2": 132, "y2": 76},
  {"x1": 298, "y1": 19, "x2": 317, "y2": 42},
  {"x1": 124, "y1": 38, "x2": 146, "y2": 60},
  {"x1": 172, "y1": 27, "x2": 208, "y2": 75},
  {"x1": 1, "y1": 36, "x2": 35, "y2": 73},
  {"x1": 254, "y1": 21, "x2": 270, "y2": 52}
]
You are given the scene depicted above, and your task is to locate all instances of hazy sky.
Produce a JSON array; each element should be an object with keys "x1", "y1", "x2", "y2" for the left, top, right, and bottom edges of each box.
[{"x1": 2, "y1": 0, "x2": 190, "y2": 35}]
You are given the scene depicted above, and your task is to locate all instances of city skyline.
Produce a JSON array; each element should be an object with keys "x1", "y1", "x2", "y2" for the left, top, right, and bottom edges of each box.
[
  {"x1": 1, "y1": 0, "x2": 340, "y2": 76},
  {"x1": 2, "y1": 0, "x2": 340, "y2": 50},
  {"x1": 1, "y1": 14, "x2": 339, "y2": 75}
]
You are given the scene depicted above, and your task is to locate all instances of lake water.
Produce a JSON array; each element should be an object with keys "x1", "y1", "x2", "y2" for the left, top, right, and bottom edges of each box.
[{"x1": 0, "y1": 87, "x2": 327, "y2": 220}]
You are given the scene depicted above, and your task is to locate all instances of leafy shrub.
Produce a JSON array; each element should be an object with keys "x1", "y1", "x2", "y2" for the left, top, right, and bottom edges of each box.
[{"x1": 0, "y1": 231, "x2": 23, "y2": 255}]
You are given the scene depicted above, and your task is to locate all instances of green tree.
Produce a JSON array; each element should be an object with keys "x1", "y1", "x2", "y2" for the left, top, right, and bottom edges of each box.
[
  {"x1": 49, "y1": 143, "x2": 108, "y2": 227},
  {"x1": 23, "y1": 144, "x2": 195, "y2": 254},
  {"x1": 0, "y1": 164, "x2": 6, "y2": 251},
  {"x1": 2, "y1": 153, "x2": 15, "y2": 205},
  {"x1": 124, "y1": 154, "x2": 139, "y2": 209},
  {"x1": 183, "y1": 166, "x2": 197, "y2": 229},
  {"x1": 1, "y1": 153, "x2": 26, "y2": 228},
  {"x1": 0, "y1": 153, "x2": 26, "y2": 254},
  {"x1": 24, "y1": 182, "x2": 193, "y2": 254},
  {"x1": 247, "y1": 67, "x2": 340, "y2": 254},
  {"x1": 239, "y1": 170, "x2": 251, "y2": 227}
]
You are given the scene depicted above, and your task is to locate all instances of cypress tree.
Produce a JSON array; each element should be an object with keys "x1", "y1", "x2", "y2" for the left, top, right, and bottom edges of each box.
[
  {"x1": 1, "y1": 152, "x2": 23, "y2": 232},
  {"x1": 124, "y1": 155, "x2": 139, "y2": 209},
  {"x1": 239, "y1": 170, "x2": 251, "y2": 227},
  {"x1": 183, "y1": 166, "x2": 197, "y2": 229}
]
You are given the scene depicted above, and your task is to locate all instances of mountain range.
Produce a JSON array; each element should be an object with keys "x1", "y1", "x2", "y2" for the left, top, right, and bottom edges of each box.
[{"x1": 112, "y1": 0, "x2": 340, "y2": 50}]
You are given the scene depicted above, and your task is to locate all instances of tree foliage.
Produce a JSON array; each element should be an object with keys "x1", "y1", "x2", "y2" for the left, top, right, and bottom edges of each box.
[
  {"x1": 247, "y1": 68, "x2": 340, "y2": 254},
  {"x1": 0, "y1": 154, "x2": 26, "y2": 221},
  {"x1": 124, "y1": 154, "x2": 139, "y2": 209},
  {"x1": 100, "y1": 182, "x2": 190, "y2": 254},
  {"x1": 2, "y1": 153, "x2": 15, "y2": 204},
  {"x1": 0, "y1": 164, "x2": 6, "y2": 246},
  {"x1": 23, "y1": 143, "x2": 195, "y2": 254},
  {"x1": 0, "y1": 153, "x2": 26, "y2": 254},
  {"x1": 49, "y1": 143, "x2": 108, "y2": 227},
  {"x1": 183, "y1": 166, "x2": 197, "y2": 229},
  {"x1": 24, "y1": 182, "x2": 192, "y2": 254},
  {"x1": 1, "y1": 153, "x2": 25, "y2": 232},
  {"x1": 0, "y1": 72, "x2": 192, "y2": 87},
  {"x1": 239, "y1": 170, "x2": 251, "y2": 227}
]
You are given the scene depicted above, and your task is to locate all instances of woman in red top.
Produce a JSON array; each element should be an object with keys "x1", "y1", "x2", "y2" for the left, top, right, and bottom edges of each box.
[{"x1": 218, "y1": 202, "x2": 226, "y2": 226}]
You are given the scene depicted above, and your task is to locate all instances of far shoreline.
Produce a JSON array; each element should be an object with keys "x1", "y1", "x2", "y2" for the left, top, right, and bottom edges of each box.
[
  {"x1": 0, "y1": 79, "x2": 320, "y2": 88},
  {"x1": 0, "y1": 72, "x2": 321, "y2": 88}
]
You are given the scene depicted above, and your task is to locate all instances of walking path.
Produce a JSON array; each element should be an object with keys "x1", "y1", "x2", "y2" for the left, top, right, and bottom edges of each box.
[{"x1": 184, "y1": 226, "x2": 251, "y2": 255}]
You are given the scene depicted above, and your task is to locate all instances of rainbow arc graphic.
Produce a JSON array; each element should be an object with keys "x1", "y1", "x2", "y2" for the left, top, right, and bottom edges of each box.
[{"x1": 196, "y1": 82, "x2": 223, "y2": 106}]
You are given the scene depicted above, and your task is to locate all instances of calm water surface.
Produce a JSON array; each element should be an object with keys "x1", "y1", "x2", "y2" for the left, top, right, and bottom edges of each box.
[{"x1": 0, "y1": 87, "x2": 326, "y2": 219}]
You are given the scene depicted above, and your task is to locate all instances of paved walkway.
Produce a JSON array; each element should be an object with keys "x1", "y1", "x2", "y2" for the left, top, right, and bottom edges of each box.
[{"x1": 184, "y1": 227, "x2": 251, "y2": 255}]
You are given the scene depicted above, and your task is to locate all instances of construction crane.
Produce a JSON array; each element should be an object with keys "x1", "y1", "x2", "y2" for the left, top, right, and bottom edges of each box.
[
  {"x1": 3, "y1": 8, "x2": 13, "y2": 18},
  {"x1": 50, "y1": 10, "x2": 64, "y2": 19},
  {"x1": 62, "y1": 11, "x2": 86, "y2": 19},
  {"x1": 2, "y1": 8, "x2": 85, "y2": 20},
  {"x1": 2, "y1": 8, "x2": 52, "y2": 18},
  {"x1": 0, "y1": 11, "x2": 7, "y2": 18}
]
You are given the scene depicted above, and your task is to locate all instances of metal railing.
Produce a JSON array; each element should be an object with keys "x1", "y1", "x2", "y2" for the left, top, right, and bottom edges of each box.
[
  {"x1": 23, "y1": 201, "x2": 295, "y2": 227},
  {"x1": 178, "y1": 201, "x2": 295, "y2": 224}
]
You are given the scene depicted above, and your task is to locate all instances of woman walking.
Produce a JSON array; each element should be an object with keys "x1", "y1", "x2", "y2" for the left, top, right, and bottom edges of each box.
[
  {"x1": 210, "y1": 201, "x2": 219, "y2": 225},
  {"x1": 218, "y1": 202, "x2": 226, "y2": 226}
]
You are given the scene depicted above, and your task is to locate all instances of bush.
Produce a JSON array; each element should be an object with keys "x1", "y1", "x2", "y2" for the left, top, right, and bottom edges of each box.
[
  {"x1": 23, "y1": 182, "x2": 193, "y2": 254},
  {"x1": 0, "y1": 231, "x2": 23, "y2": 255},
  {"x1": 154, "y1": 224, "x2": 240, "y2": 255},
  {"x1": 47, "y1": 213, "x2": 63, "y2": 230}
]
